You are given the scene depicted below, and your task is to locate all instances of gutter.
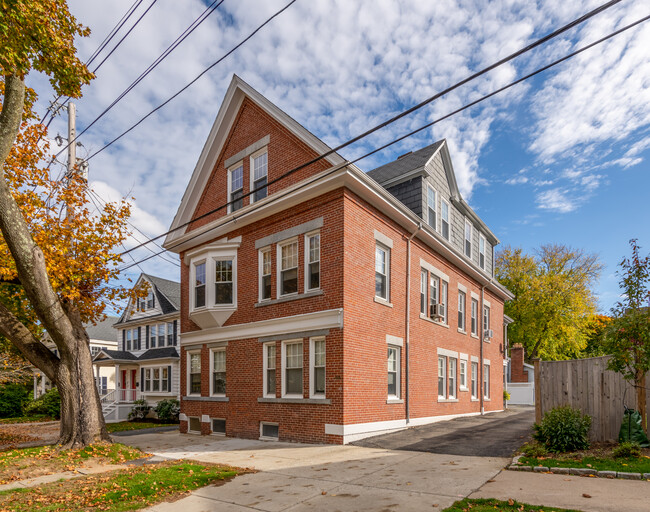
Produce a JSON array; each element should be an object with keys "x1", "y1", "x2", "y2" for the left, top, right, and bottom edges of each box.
[{"x1": 405, "y1": 223, "x2": 422, "y2": 425}]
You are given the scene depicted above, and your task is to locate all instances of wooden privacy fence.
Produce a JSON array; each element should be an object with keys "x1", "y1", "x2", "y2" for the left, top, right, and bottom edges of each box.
[{"x1": 535, "y1": 355, "x2": 650, "y2": 442}]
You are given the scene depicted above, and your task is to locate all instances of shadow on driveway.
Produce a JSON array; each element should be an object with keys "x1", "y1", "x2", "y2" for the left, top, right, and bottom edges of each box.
[{"x1": 353, "y1": 406, "x2": 535, "y2": 457}]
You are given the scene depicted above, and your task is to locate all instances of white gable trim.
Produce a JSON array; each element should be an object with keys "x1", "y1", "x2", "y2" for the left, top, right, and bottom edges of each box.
[{"x1": 165, "y1": 75, "x2": 345, "y2": 246}]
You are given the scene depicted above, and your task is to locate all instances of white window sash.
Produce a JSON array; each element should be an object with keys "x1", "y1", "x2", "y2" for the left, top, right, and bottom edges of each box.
[
  {"x1": 309, "y1": 337, "x2": 326, "y2": 398},
  {"x1": 281, "y1": 340, "x2": 303, "y2": 398},
  {"x1": 304, "y1": 231, "x2": 321, "y2": 292}
]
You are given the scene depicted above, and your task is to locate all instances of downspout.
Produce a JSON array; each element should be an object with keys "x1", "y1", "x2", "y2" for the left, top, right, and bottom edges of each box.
[
  {"x1": 405, "y1": 222, "x2": 422, "y2": 425},
  {"x1": 480, "y1": 285, "x2": 485, "y2": 415}
]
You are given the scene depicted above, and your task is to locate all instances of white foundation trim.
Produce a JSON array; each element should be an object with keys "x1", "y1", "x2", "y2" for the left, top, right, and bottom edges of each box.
[
  {"x1": 181, "y1": 308, "x2": 343, "y2": 344},
  {"x1": 325, "y1": 409, "x2": 504, "y2": 443},
  {"x1": 437, "y1": 347, "x2": 459, "y2": 359}
]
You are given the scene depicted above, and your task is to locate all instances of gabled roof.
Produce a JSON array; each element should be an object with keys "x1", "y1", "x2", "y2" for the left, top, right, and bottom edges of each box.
[
  {"x1": 138, "y1": 347, "x2": 179, "y2": 361},
  {"x1": 115, "y1": 273, "x2": 180, "y2": 325},
  {"x1": 86, "y1": 316, "x2": 119, "y2": 342},
  {"x1": 164, "y1": 74, "x2": 347, "y2": 247},
  {"x1": 93, "y1": 347, "x2": 179, "y2": 363},
  {"x1": 95, "y1": 350, "x2": 138, "y2": 361},
  {"x1": 367, "y1": 141, "x2": 445, "y2": 184}
]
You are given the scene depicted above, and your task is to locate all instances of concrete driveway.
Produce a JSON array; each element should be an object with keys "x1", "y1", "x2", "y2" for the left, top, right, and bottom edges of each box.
[
  {"x1": 353, "y1": 406, "x2": 535, "y2": 457},
  {"x1": 119, "y1": 431, "x2": 508, "y2": 511}
]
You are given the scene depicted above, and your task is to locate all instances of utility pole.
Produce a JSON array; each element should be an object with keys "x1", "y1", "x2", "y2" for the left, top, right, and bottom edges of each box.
[{"x1": 66, "y1": 102, "x2": 76, "y2": 180}]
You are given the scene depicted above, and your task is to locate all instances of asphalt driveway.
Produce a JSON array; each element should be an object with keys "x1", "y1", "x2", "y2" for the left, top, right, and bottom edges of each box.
[{"x1": 353, "y1": 406, "x2": 535, "y2": 457}]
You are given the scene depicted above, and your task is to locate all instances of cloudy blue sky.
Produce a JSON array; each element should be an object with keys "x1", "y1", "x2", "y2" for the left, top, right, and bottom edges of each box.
[{"x1": 29, "y1": 0, "x2": 650, "y2": 314}]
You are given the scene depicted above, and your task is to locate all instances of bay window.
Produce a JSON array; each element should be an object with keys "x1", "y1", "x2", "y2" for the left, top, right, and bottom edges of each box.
[
  {"x1": 143, "y1": 366, "x2": 170, "y2": 393},
  {"x1": 215, "y1": 259, "x2": 234, "y2": 305},
  {"x1": 194, "y1": 262, "x2": 206, "y2": 308}
]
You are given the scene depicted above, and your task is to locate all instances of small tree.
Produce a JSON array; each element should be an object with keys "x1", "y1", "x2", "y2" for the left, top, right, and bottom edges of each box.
[{"x1": 604, "y1": 240, "x2": 650, "y2": 433}]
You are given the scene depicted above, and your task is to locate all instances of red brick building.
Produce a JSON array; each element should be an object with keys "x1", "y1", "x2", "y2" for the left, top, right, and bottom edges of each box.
[{"x1": 163, "y1": 75, "x2": 513, "y2": 444}]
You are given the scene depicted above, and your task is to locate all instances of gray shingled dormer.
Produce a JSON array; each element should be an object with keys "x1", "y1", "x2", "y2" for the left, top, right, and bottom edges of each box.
[{"x1": 367, "y1": 140, "x2": 498, "y2": 276}]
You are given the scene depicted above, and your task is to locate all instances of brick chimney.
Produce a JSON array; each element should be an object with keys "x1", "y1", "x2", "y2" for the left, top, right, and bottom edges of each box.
[{"x1": 510, "y1": 343, "x2": 528, "y2": 383}]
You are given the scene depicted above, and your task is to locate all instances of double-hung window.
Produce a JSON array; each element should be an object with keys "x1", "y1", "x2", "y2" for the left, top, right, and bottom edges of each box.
[
  {"x1": 471, "y1": 362, "x2": 478, "y2": 398},
  {"x1": 166, "y1": 322, "x2": 174, "y2": 346},
  {"x1": 259, "y1": 249, "x2": 272, "y2": 301},
  {"x1": 459, "y1": 359, "x2": 467, "y2": 390},
  {"x1": 306, "y1": 232, "x2": 320, "y2": 291},
  {"x1": 146, "y1": 290, "x2": 155, "y2": 309},
  {"x1": 464, "y1": 219, "x2": 472, "y2": 258},
  {"x1": 448, "y1": 358, "x2": 457, "y2": 399},
  {"x1": 264, "y1": 343, "x2": 276, "y2": 397},
  {"x1": 438, "y1": 356, "x2": 446, "y2": 398},
  {"x1": 215, "y1": 259, "x2": 234, "y2": 305},
  {"x1": 279, "y1": 240, "x2": 298, "y2": 296},
  {"x1": 479, "y1": 234, "x2": 486, "y2": 270},
  {"x1": 229, "y1": 164, "x2": 244, "y2": 212},
  {"x1": 440, "y1": 281, "x2": 448, "y2": 324},
  {"x1": 483, "y1": 363, "x2": 490, "y2": 399},
  {"x1": 471, "y1": 298, "x2": 478, "y2": 336},
  {"x1": 283, "y1": 341, "x2": 303, "y2": 397},
  {"x1": 441, "y1": 199, "x2": 450, "y2": 240},
  {"x1": 458, "y1": 290, "x2": 466, "y2": 331},
  {"x1": 194, "y1": 262, "x2": 206, "y2": 308},
  {"x1": 387, "y1": 345, "x2": 400, "y2": 398},
  {"x1": 150, "y1": 324, "x2": 157, "y2": 348},
  {"x1": 126, "y1": 330, "x2": 132, "y2": 351},
  {"x1": 144, "y1": 366, "x2": 169, "y2": 393},
  {"x1": 429, "y1": 275, "x2": 439, "y2": 315},
  {"x1": 427, "y1": 185, "x2": 437, "y2": 229},
  {"x1": 375, "y1": 244, "x2": 389, "y2": 301},
  {"x1": 420, "y1": 270, "x2": 427, "y2": 315},
  {"x1": 483, "y1": 305, "x2": 491, "y2": 338},
  {"x1": 189, "y1": 352, "x2": 201, "y2": 395},
  {"x1": 311, "y1": 338, "x2": 325, "y2": 397},
  {"x1": 212, "y1": 349, "x2": 226, "y2": 396},
  {"x1": 251, "y1": 150, "x2": 268, "y2": 202}
]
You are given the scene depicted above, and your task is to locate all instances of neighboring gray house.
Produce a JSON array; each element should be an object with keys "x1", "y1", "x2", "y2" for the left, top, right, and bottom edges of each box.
[
  {"x1": 93, "y1": 274, "x2": 180, "y2": 422},
  {"x1": 368, "y1": 140, "x2": 497, "y2": 278}
]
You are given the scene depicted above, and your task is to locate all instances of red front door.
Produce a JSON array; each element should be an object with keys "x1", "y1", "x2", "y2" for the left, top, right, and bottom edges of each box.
[
  {"x1": 131, "y1": 369, "x2": 137, "y2": 400},
  {"x1": 121, "y1": 370, "x2": 127, "y2": 401}
]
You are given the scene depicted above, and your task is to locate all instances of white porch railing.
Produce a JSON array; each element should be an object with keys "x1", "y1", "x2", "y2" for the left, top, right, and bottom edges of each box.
[
  {"x1": 118, "y1": 389, "x2": 138, "y2": 402},
  {"x1": 100, "y1": 389, "x2": 116, "y2": 404}
]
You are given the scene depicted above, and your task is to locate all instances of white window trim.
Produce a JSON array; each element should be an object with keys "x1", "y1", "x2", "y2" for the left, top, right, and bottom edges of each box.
[
  {"x1": 213, "y1": 254, "x2": 237, "y2": 307},
  {"x1": 141, "y1": 364, "x2": 171, "y2": 395},
  {"x1": 209, "y1": 347, "x2": 226, "y2": 397},
  {"x1": 471, "y1": 361, "x2": 479, "y2": 399},
  {"x1": 227, "y1": 161, "x2": 244, "y2": 214},
  {"x1": 387, "y1": 344, "x2": 401, "y2": 400},
  {"x1": 187, "y1": 350, "x2": 201, "y2": 397},
  {"x1": 426, "y1": 184, "x2": 437, "y2": 230},
  {"x1": 309, "y1": 336, "x2": 326, "y2": 399},
  {"x1": 483, "y1": 362, "x2": 491, "y2": 400},
  {"x1": 281, "y1": 339, "x2": 303, "y2": 399},
  {"x1": 249, "y1": 147, "x2": 268, "y2": 204},
  {"x1": 438, "y1": 356, "x2": 447, "y2": 400},
  {"x1": 458, "y1": 289, "x2": 466, "y2": 333},
  {"x1": 464, "y1": 218, "x2": 473, "y2": 259},
  {"x1": 263, "y1": 342, "x2": 276, "y2": 398},
  {"x1": 258, "y1": 247, "x2": 272, "y2": 302},
  {"x1": 448, "y1": 357, "x2": 457, "y2": 399},
  {"x1": 479, "y1": 233, "x2": 486, "y2": 270},
  {"x1": 440, "y1": 197, "x2": 450, "y2": 239},
  {"x1": 190, "y1": 259, "x2": 207, "y2": 311},
  {"x1": 260, "y1": 421, "x2": 279, "y2": 441},
  {"x1": 375, "y1": 242, "x2": 391, "y2": 302},
  {"x1": 304, "y1": 230, "x2": 321, "y2": 292},
  {"x1": 459, "y1": 359, "x2": 468, "y2": 391},
  {"x1": 277, "y1": 237, "x2": 299, "y2": 298}
]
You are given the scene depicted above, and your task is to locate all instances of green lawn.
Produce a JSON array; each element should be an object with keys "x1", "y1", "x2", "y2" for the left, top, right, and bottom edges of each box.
[
  {"x1": 0, "y1": 443, "x2": 146, "y2": 484},
  {"x1": 519, "y1": 454, "x2": 650, "y2": 474},
  {"x1": 444, "y1": 498, "x2": 582, "y2": 512},
  {"x1": 0, "y1": 461, "x2": 244, "y2": 512},
  {"x1": 106, "y1": 421, "x2": 178, "y2": 433}
]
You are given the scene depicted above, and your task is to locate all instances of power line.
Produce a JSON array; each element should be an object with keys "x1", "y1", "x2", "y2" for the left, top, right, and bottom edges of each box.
[
  {"x1": 117, "y1": 0, "x2": 626, "y2": 259},
  {"x1": 116, "y1": 12, "x2": 650, "y2": 272},
  {"x1": 83, "y1": 0, "x2": 299, "y2": 162}
]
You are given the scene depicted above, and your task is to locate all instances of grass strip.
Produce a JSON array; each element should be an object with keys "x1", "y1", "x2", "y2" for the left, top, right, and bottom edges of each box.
[
  {"x1": 444, "y1": 498, "x2": 583, "y2": 511},
  {"x1": 105, "y1": 422, "x2": 177, "y2": 433},
  {"x1": 519, "y1": 455, "x2": 650, "y2": 474},
  {"x1": 0, "y1": 415, "x2": 54, "y2": 425},
  {"x1": 0, "y1": 461, "x2": 244, "y2": 512}
]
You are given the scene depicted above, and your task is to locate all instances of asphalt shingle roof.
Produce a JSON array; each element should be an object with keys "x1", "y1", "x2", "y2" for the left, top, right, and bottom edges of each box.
[
  {"x1": 99, "y1": 350, "x2": 138, "y2": 361},
  {"x1": 367, "y1": 140, "x2": 444, "y2": 184},
  {"x1": 138, "y1": 347, "x2": 179, "y2": 361},
  {"x1": 144, "y1": 274, "x2": 180, "y2": 314},
  {"x1": 85, "y1": 316, "x2": 119, "y2": 342}
]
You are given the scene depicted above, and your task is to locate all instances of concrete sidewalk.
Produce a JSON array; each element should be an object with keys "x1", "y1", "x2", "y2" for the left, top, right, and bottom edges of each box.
[
  {"x1": 471, "y1": 469, "x2": 650, "y2": 512},
  {"x1": 120, "y1": 431, "x2": 508, "y2": 511}
]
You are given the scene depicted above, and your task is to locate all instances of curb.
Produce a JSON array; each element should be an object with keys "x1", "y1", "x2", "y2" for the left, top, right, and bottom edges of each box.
[{"x1": 507, "y1": 456, "x2": 650, "y2": 481}]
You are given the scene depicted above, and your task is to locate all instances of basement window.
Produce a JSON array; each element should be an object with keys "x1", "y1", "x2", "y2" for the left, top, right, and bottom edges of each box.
[
  {"x1": 260, "y1": 422, "x2": 279, "y2": 440},
  {"x1": 188, "y1": 417, "x2": 201, "y2": 433},
  {"x1": 212, "y1": 418, "x2": 226, "y2": 435}
]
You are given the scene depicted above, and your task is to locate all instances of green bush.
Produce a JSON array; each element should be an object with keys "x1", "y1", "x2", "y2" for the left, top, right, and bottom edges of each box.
[
  {"x1": 0, "y1": 384, "x2": 31, "y2": 418},
  {"x1": 533, "y1": 405, "x2": 591, "y2": 453},
  {"x1": 128, "y1": 398, "x2": 151, "y2": 420},
  {"x1": 24, "y1": 388, "x2": 61, "y2": 419},
  {"x1": 503, "y1": 390, "x2": 511, "y2": 401},
  {"x1": 520, "y1": 442, "x2": 548, "y2": 458},
  {"x1": 613, "y1": 441, "x2": 642, "y2": 458},
  {"x1": 154, "y1": 399, "x2": 180, "y2": 422}
]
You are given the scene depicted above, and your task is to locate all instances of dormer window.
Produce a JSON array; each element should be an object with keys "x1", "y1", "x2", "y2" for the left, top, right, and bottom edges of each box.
[
  {"x1": 251, "y1": 149, "x2": 268, "y2": 202},
  {"x1": 185, "y1": 237, "x2": 241, "y2": 328},
  {"x1": 228, "y1": 163, "x2": 244, "y2": 213}
]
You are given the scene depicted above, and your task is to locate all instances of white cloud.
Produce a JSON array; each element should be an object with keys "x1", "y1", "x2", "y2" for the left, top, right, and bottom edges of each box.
[
  {"x1": 536, "y1": 188, "x2": 576, "y2": 213},
  {"x1": 506, "y1": 175, "x2": 529, "y2": 185}
]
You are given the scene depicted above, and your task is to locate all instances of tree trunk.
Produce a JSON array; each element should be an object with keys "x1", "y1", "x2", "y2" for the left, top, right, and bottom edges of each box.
[
  {"x1": 0, "y1": 73, "x2": 109, "y2": 447},
  {"x1": 638, "y1": 372, "x2": 647, "y2": 435}
]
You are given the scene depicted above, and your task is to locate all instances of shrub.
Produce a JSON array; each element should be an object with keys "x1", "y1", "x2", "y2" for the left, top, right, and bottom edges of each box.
[
  {"x1": 0, "y1": 384, "x2": 31, "y2": 418},
  {"x1": 128, "y1": 398, "x2": 151, "y2": 420},
  {"x1": 520, "y1": 442, "x2": 548, "y2": 458},
  {"x1": 503, "y1": 390, "x2": 511, "y2": 401},
  {"x1": 533, "y1": 405, "x2": 591, "y2": 453},
  {"x1": 24, "y1": 388, "x2": 61, "y2": 419},
  {"x1": 613, "y1": 441, "x2": 642, "y2": 459},
  {"x1": 154, "y1": 399, "x2": 180, "y2": 422}
]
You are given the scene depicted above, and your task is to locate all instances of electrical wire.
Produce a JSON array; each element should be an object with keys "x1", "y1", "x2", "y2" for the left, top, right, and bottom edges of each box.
[
  {"x1": 116, "y1": 0, "x2": 628, "y2": 259},
  {"x1": 115, "y1": 12, "x2": 650, "y2": 272}
]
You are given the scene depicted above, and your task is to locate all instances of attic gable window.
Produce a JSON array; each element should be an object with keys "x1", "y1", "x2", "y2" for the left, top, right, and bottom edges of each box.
[
  {"x1": 426, "y1": 185, "x2": 437, "y2": 230},
  {"x1": 251, "y1": 149, "x2": 268, "y2": 202},
  {"x1": 228, "y1": 163, "x2": 244, "y2": 213}
]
